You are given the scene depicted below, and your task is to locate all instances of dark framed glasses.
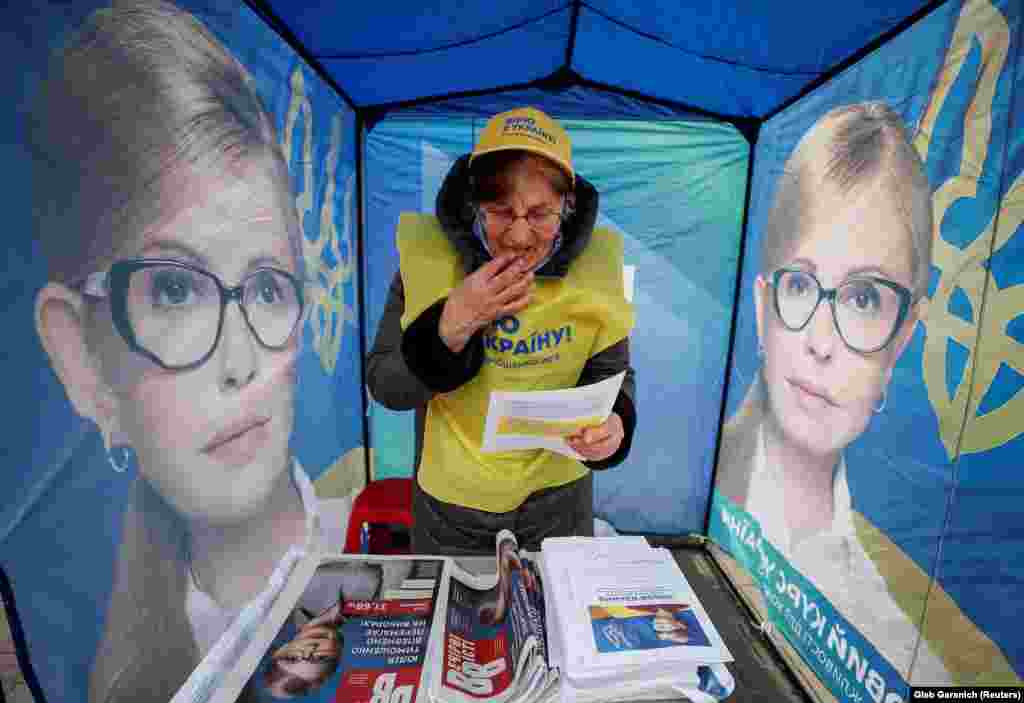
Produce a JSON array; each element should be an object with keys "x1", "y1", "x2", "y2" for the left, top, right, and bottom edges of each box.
[
  {"x1": 82, "y1": 259, "x2": 304, "y2": 370},
  {"x1": 767, "y1": 268, "x2": 913, "y2": 353}
]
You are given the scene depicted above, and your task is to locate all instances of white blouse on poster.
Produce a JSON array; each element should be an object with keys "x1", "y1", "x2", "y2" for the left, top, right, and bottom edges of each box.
[
  {"x1": 185, "y1": 460, "x2": 349, "y2": 655},
  {"x1": 746, "y1": 425, "x2": 952, "y2": 685}
]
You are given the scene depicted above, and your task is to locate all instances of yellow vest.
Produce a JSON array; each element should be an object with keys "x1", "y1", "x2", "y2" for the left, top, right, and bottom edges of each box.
[{"x1": 397, "y1": 213, "x2": 635, "y2": 512}]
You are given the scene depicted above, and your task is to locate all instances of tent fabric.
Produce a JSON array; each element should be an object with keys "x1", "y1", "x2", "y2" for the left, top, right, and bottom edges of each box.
[
  {"x1": 258, "y1": 0, "x2": 938, "y2": 117},
  {"x1": 3, "y1": 0, "x2": 1024, "y2": 702}
]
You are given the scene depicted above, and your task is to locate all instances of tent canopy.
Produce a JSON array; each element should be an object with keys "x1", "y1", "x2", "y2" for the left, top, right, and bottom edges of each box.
[{"x1": 254, "y1": 0, "x2": 940, "y2": 121}]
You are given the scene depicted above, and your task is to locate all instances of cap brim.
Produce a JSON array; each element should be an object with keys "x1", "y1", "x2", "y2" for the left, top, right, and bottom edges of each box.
[{"x1": 470, "y1": 144, "x2": 574, "y2": 182}]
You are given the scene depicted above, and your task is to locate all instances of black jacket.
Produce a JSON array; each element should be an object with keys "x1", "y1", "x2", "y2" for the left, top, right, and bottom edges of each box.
[{"x1": 366, "y1": 154, "x2": 636, "y2": 477}]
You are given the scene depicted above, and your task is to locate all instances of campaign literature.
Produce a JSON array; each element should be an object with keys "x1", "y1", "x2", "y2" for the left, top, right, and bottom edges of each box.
[{"x1": 199, "y1": 533, "x2": 734, "y2": 703}]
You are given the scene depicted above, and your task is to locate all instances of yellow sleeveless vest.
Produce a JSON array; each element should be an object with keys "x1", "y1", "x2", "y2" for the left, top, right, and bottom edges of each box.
[{"x1": 397, "y1": 213, "x2": 635, "y2": 512}]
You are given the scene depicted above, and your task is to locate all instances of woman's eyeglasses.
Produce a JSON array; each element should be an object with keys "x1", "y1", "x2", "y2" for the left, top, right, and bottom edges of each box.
[
  {"x1": 82, "y1": 259, "x2": 304, "y2": 371},
  {"x1": 768, "y1": 268, "x2": 913, "y2": 353},
  {"x1": 477, "y1": 202, "x2": 564, "y2": 235}
]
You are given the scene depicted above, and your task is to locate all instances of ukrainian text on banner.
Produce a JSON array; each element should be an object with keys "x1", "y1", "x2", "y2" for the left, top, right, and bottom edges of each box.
[{"x1": 712, "y1": 495, "x2": 908, "y2": 703}]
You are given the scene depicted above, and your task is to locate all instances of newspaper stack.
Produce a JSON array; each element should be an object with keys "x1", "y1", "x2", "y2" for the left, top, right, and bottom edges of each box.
[
  {"x1": 428, "y1": 531, "x2": 560, "y2": 703},
  {"x1": 539, "y1": 537, "x2": 735, "y2": 703}
]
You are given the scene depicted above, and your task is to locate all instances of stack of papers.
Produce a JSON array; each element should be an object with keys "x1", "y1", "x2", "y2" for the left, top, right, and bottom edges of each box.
[{"x1": 539, "y1": 537, "x2": 734, "y2": 703}]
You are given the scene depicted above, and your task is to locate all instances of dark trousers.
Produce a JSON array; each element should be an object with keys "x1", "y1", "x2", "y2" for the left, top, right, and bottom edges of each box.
[{"x1": 411, "y1": 472, "x2": 594, "y2": 556}]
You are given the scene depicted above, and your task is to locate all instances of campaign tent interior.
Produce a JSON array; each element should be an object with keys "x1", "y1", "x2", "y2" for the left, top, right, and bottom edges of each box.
[{"x1": 1, "y1": 1, "x2": 1021, "y2": 702}]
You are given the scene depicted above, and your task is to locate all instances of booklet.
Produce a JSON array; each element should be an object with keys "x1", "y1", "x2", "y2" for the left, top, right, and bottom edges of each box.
[
  {"x1": 481, "y1": 372, "x2": 626, "y2": 460},
  {"x1": 194, "y1": 532, "x2": 733, "y2": 703}
]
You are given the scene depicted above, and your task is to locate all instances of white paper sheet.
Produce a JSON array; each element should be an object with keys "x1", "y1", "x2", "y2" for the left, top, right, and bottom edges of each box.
[{"x1": 480, "y1": 372, "x2": 627, "y2": 459}]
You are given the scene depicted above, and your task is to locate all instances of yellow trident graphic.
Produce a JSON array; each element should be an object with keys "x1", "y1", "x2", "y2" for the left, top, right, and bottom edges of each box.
[
  {"x1": 915, "y1": 0, "x2": 1023, "y2": 459},
  {"x1": 282, "y1": 67, "x2": 356, "y2": 376}
]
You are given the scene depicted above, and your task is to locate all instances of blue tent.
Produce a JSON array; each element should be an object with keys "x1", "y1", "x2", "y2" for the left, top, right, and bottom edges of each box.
[
  {"x1": 253, "y1": 0, "x2": 938, "y2": 118},
  {"x1": 2, "y1": 1, "x2": 1021, "y2": 701}
]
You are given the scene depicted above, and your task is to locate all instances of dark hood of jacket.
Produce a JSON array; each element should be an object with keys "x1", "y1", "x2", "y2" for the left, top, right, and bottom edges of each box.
[{"x1": 435, "y1": 153, "x2": 600, "y2": 277}]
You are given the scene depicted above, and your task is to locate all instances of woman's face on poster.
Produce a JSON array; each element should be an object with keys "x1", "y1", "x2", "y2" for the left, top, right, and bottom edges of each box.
[
  {"x1": 755, "y1": 178, "x2": 918, "y2": 458},
  {"x1": 90, "y1": 153, "x2": 303, "y2": 525}
]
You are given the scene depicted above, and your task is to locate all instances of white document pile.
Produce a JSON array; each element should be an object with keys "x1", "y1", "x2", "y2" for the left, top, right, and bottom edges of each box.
[
  {"x1": 481, "y1": 372, "x2": 626, "y2": 460},
  {"x1": 538, "y1": 537, "x2": 734, "y2": 703}
]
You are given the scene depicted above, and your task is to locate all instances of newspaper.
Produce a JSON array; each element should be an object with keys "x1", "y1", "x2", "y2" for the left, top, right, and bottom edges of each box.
[
  {"x1": 430, "y1": 531, "x2": 558, "y2": 703},
  {"x1": 205, "y1": 554, "x2": 448, "y2": 703},
  {"x1": 481, "y1": 372, "x2": 626, "y2": 459}
]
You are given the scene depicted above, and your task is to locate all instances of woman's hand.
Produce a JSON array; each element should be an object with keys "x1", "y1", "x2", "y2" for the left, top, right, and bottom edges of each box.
[
  {"x1": 439, "y1": 254, "x2": 533, "y2": 352},
  {"x1": 566, "y1": 412, "x2": 624, "y2": 462}
]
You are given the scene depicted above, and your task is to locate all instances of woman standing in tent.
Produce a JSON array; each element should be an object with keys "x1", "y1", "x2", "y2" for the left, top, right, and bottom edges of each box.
[
  {"x1": 714, "y1": 102, "x2": 952, "y2": 682},
  {"x1": 30, "y1": 2, "x2": 333, "y2": 701},
  {"x1": 367, "y1": 107, "x2": 637, "y2": 555}
]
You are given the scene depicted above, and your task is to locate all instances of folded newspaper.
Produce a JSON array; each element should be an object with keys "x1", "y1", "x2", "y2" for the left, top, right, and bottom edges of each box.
[{"x1": 196, "y1": 532, "x2": 733, "y2": 703}]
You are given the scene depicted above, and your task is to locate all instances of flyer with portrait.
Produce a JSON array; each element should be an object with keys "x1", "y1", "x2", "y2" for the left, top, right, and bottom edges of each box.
[{"x1": 539, "y1": 539, "x2": 734, "y2": 703}]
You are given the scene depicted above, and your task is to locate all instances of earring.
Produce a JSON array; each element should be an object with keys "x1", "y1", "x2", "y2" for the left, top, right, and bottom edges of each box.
[
  {"x1": 107, "y1": 444, "x2": 135, "y2": 473},
  {"x1": 873, "y1": 390, "x2": 887, "y2": 414}
]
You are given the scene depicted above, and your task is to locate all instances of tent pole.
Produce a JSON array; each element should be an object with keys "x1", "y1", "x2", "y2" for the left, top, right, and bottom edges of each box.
[
  {"x1": 362, "y1": 69, "x2": 758, "y2": 133},
  {"x1": 564, "y1": 0, "x2": 581, "y2": 69},
  {"x1": 0, "y1": 566, "x2": 47, "y2": 703},
  {"x1": 354, "y1": 113, "x2": 372, "y2": 488},
  {"x1": 704, "y1": 122, "x2": 760, "y2": 538},
  {"x1": 241, "y1": 0, "x2": 358, "y2": 110}
]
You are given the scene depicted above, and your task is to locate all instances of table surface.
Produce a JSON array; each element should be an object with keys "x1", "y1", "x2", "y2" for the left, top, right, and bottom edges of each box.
[{"x1": 455, "y1": 546, "x2": 814, "y2": 703}]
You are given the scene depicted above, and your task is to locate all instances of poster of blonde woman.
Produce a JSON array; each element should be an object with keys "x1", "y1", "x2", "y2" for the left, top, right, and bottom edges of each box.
[
  {"x1": 713, "y1": 100, "x2": 950, "y2": 689},
  {"x1": 0, "y1": 1, "x2": 361, "y2": 702},
  {"x1": 710, "y1": 1, "x2": 1024, "y2": 700}
]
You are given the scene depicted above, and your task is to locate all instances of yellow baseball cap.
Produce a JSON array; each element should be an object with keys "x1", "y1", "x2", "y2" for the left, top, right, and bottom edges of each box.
[{"x1": 470, "y1": 106, "x2": 574, "y2": 183}]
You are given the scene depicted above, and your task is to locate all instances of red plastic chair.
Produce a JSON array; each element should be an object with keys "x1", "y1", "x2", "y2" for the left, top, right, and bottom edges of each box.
[{"x1": 343, "y1": 477, "x2": 414, "y2": 554}]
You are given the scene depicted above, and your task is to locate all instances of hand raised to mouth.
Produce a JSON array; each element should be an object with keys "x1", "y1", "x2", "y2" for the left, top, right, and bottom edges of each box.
[{"x1": 440, "y1": 254, "x2": 534, "y2": 353}]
